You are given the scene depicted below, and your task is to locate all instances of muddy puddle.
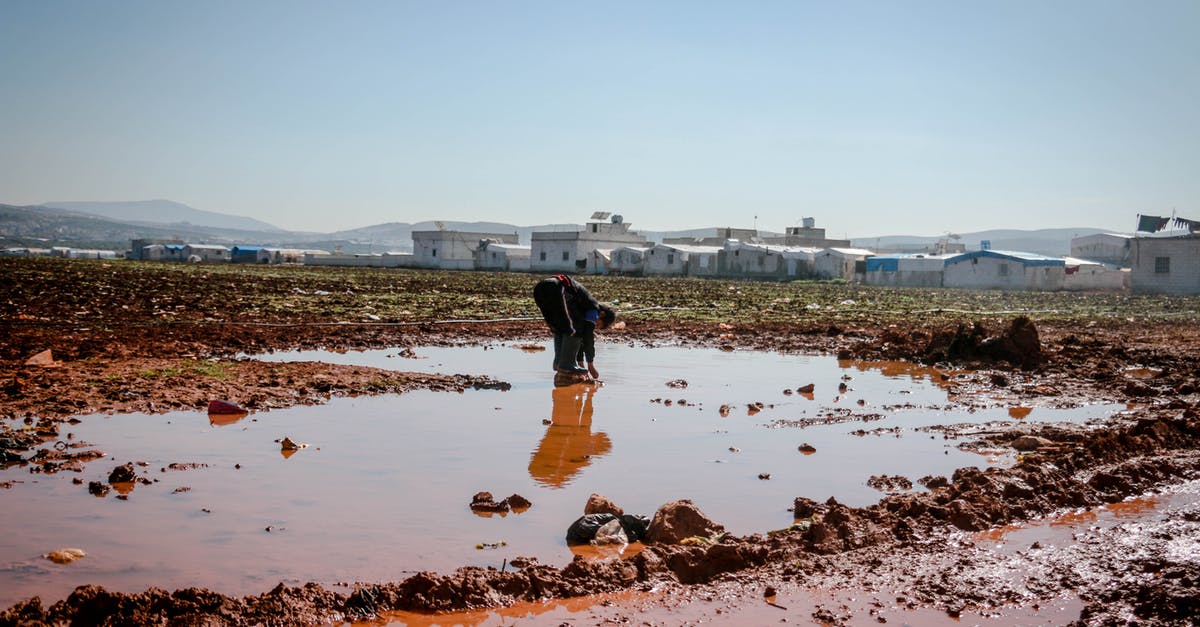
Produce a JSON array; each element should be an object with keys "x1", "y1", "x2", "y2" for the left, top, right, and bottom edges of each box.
[{"x1": 0, "y1": 345, "x2": 1123, "y2": 609}]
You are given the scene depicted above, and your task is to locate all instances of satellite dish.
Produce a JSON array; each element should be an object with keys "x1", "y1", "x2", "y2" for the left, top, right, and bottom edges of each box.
[{"x1": 590, "y1": 211, "x2": 612, "y2": 220}]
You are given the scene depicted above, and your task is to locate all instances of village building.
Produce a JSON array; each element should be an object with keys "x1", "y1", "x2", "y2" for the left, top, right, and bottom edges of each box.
[
  {"x1": 645, "y1": 243, "x2": 722, "y2": 276},
  {"x1": 230, "y1": 245, "x2": 261, "y2": 263},
  {"x1": 663, "y1": 226, "x2": 759, "y2": 247},
  {"x1": 942, "y1": 250, "x2": 1065, "y2": 291},
  {"x1": 128, "y1": 238, "x2": 183, "y2": 260},
  {"x1": 257, "y1": 247, "x2": 327, "y2": 264},
  {"x1": 142, "y1": 243, "x2": 187, "y2": 262},
  {"x1": 530, "y1": 215, "x2": 648, "y2": 273},
  {"x1": 762, "y1": 218, "x2": 852, "y2": 248},
  {"x1": 183, "y1": 244, "x2": 231, "y2": 263},
  {"x1": 813, "y1": 247, "x2": 875, "y2": 281},
  {"x1": 412, "y1": 229, "x2": 518, "y2": 270},
  {"x1": 1129, "y1": 234, "x2": 1200, "y2": 295},
  {"x1": 52, "y1": 247, "x2": 122, "y2": 259},
  {"x1": 1070, "y1": 233, "x2": 1132, "y2": 267},
  {"x1": 720, "y1": 241, "x2": 821, "y2": 280},
  {"x1": 863, "y1": 254, "x2": 951, "y2": 288},
  {"x1": 1062, "y1": 257, "x2": 1127, "y2": 291},
  {"x1": 607, "y1": 246, "x2": 651, "y2": 275},
  {"x1": 581, "y1": 249, "x2": 613, "y2": 275},
  {"x1": 475, "y1": 239, "x2": 531, "y2": 272}
]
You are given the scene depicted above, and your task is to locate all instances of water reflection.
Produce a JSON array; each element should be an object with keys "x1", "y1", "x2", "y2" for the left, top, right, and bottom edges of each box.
[
  {"x1": 528, "y1": 382, "x2": 611, "y2": 488},
  {"x1": 209, "y1": 411, "x2": 249, "y2": 427}
]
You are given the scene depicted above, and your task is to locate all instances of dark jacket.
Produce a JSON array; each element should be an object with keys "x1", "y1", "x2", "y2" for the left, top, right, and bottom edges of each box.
[{"x1": 533, "y1": 275, "x2": 600, "y2": 336}]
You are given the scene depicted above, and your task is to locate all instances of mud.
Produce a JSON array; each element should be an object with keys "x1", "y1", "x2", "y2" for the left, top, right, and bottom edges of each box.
[{"x1": 3, "y1": 260, "x2": 1200, "y2": 625}]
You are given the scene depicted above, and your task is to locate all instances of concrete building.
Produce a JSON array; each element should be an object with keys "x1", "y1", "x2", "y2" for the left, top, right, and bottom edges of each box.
[
  {"x1": 1129, "y1": 235, "x2": 1200, "y2": 295},
  {"x1": 608, "y1": 246, "x2": 651, "y2": 275},
  {"x1": 583, "y1": 249, "x2": 613, "y2": 275},
  {"x1": 143, "y1": 244, "x2": 187, "y2": 262},
  {"x1": 943, "y1": 250, "x2": 1065, "y2": 291},
  {"x1": 230, "y1": 246, "x2": 261, "y2": 263},
  {"x1": 530, "y1": 217, "x2": 648, "y2": 273},
  {"x1": 475, "y1": 239, "x2": 531, "y2": 272},
  {"x1": 663, "y1": 227, "x2": 758, "y2": 247},
  {"x1": 645, "y1": 243, "x2": 721, "y2": 276},
  {"x1": 864, "y1": 254, "x2": 951, "y2": 288},
  {"x1": 257, "y1": 248, "x2": 325, "y2": 264},
  {"x1": 128, "y1": 238, "x2": 183, "y2": 260},
  {"x1": 183, "y1": 244, "x2": 231, "y2": 263},
  {"x1": 813, "y1": 247, "x2": 875, "y2": 281},
  {"x1": 762, "y1": 218, "x2": 852, "y2": 248},
  {"x1": 411, "y1": 229, "x2": 518, "y2": 270},
  {"x1": 1070, "y1": 233, "x2": 1132, "y2": 267},
  {"x1": 1062, "y1": 257, "x2": 1128, "y2": 292},
  {"x1": 720, "y1": 241, "x2": 820, "y2": 280}
]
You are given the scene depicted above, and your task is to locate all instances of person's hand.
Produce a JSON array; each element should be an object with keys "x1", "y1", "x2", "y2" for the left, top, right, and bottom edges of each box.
[{"x1": 587, "y1": 363, "x2": 599, "y2": 379}]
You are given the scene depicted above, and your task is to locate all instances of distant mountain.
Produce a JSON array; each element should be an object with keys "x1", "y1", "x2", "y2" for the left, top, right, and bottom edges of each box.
[
  {"x1": 44, "y1": 200, "x2": 283, "y2": 232},
  {"x1": 852, "y1": 227, "x2": 1123, "y2": 257}
]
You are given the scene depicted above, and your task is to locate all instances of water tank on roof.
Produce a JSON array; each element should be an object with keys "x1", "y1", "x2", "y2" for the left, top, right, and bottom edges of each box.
[
  {"x1": 611, "y1": 214, "x2": 623, "y2": 224},
  {"x1": 802, "y1": 217, "x2": 815, "y2": 229}
]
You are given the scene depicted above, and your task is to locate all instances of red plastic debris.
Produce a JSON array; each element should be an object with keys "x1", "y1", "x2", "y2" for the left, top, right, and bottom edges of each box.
[{"x1": 207, "y1": 400, "x2": 247, "y2": 415}]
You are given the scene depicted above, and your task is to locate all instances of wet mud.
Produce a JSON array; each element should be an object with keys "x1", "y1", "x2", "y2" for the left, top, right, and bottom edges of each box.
[{"x1": 4, "y1": 262, "x2": 1200, "y2": 625}]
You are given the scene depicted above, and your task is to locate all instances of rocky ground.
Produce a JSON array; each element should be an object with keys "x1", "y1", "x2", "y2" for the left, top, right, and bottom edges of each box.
[{"x1": 2, "y1": 258, "x2": 1199, "y2": 625}]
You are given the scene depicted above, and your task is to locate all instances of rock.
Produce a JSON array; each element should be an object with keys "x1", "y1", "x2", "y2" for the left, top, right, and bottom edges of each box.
[
  {"x1": 107, "y1": 462, "x2": 136, "y2": 483},
  {"x1": 1011, "y1": 435, "x2": 1054, "y2": 451},
  {"x1": 469, "y1": 492, "x2": 509, "y2": 513},
  {"x1": 505, "y1": 493, "x2": 532, "y2": 510},
  {"x1": 592, "y1": 519, "x2": 628, "y2": 545},
  {"x1": 797, "y1": 383, "x2": 815, "y2": 394},
  {"x1": 45, "y1": 548, "x2": 86, "y2": 564},
  {"x1": 665, "y1": 379, "x2": 688, "y2": 389},
  {"x1": 87, "y1": 481, "x2": 109, "y2": 496},
  {"x1": 798, "y1": 443, "x2": 817, "y2": 454},
  {"x1": 646, "y1": 499, "x2": 725, "y2": 545},
  {"x1": 584, "y1": 493, "x2": 623, "y2": 517},
  {"x1": 918, "y1": 475, "x2": 950, "y2": 489}
]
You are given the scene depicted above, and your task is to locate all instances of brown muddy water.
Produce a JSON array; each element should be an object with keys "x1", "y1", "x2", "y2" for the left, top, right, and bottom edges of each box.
[{"x1": 0, "y1": 345, "x2": 1123, "y2": 609}]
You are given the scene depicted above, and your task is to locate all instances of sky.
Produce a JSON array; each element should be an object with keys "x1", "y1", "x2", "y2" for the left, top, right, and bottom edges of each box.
[{"x1": 1, "y1": 1, "x2": 1197, "y2": 237}]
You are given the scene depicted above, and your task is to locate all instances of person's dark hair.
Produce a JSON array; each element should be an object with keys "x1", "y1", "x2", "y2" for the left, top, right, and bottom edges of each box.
[{"x1": 598, "y1": 304, "x2": 616, "y2": 327}]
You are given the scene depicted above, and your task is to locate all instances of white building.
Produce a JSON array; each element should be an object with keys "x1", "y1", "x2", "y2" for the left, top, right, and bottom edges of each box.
[
  {"x1": 583, "y1": 249, "x2": 613, "y2": 275},
  {"x1": 1129, "y1": 235, "x2": 1200, "y2": 295},
  {"x1": 475, "y1": 239, "x2": 531, "y2": 272},
  {"x1": 608, "y1": 246, "x2": 651, "y2": 275},
  {"x1": 943, "y1": 250, "x2": 1065, "y2": 291},
  {"x1": 813, "y1": 247, "x2": 874, "y2": 281},
  {"x1": 645, "y1": 243, "x2": 721, "y2": 276},
  {"x1": 864, "y1": 254, "x2": 950, "y2": 288},
  {"x1": 412, "y1": 230, "x2": 518, "y2": 270},
  {"x1": 1070, "y1": 233, "x2": 1132, "y2": 267},
  {"x1": 258, "y1": 248, "x2": 324, "y2": 264},
  {"x1": 720, "y1": 241, "x2": 820, "y2": 279},
  {"x1": 530, "y1": 217, "x2": 648, "y2": 273},
  {"x1": 182, "y1": 244, "x2": 231, "y2": 263},
  {"x1": 1062, "y1": 257, "x2": 1128, "y2": 292}
]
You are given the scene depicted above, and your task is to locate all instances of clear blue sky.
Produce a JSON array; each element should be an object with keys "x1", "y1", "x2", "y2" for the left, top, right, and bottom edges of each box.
[{"x1": 2, "y1": 0, "x2": 1197, "y2": 236}]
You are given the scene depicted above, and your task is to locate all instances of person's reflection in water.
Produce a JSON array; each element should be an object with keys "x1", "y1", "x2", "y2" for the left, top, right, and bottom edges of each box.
[{"x1": 528, "y1": 381, "x2": 611, "y2": 488}]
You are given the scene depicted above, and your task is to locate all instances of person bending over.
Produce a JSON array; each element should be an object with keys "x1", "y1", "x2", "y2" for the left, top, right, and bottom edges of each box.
[{"x1": 532, "y1": 274, "x2": 616, "y2": 380}]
